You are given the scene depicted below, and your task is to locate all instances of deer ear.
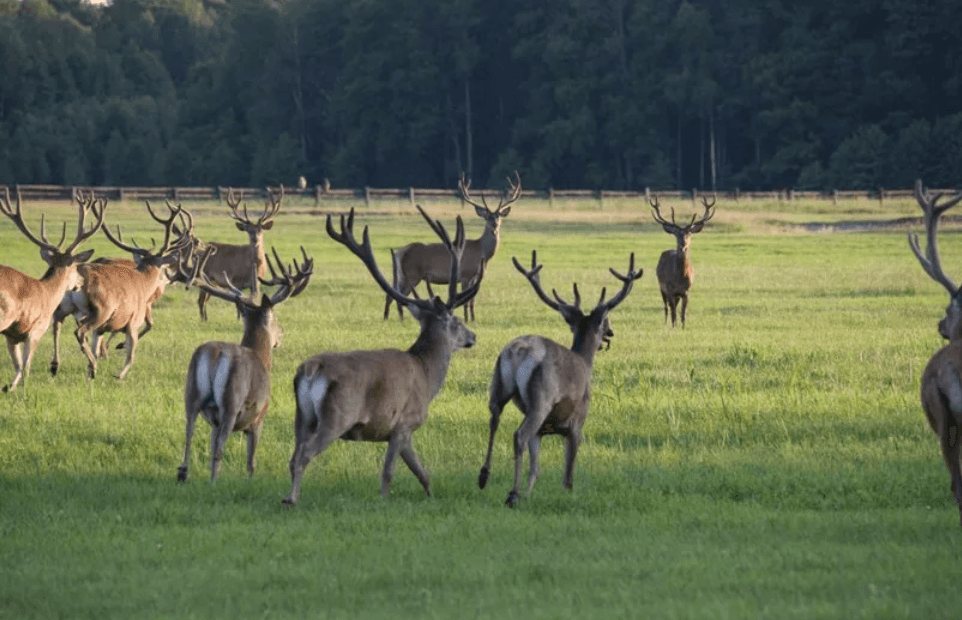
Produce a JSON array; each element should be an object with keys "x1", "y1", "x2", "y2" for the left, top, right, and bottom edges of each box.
[
  {"x1": 474, "y1": 204, "x2": 488, "y2": 218},
  {"x1": 74, "y1": 249, "x2": 95, "y2": 262},
  {"x1": 500, "y1": 206, "x2": 511, "y2": 217},
  {"x1": 260, "y1": 293, "x2": 273, "y2": 308},
  {"x1": 235, "y1": 222, "x2": 246, "y2": 232},
  {"x1": 261, "y1": 221, "x2": 274, "y2": 231},
  {"x1": 661, "y1": 224, "x2": 675, "y2": 235}
]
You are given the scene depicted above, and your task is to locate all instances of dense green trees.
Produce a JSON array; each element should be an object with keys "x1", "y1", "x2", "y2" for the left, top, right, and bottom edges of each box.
[{"x1": 0, "y1": 0, "x2": 958, "y2": 190}]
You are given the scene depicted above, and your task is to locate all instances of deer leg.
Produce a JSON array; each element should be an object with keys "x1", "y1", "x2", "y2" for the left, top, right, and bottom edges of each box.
[
  {"x1": 283, "y1": 428, "x2": 339, "y2": 506},
  {"x1": 660, "y1": 291, "x2": 669, "y2": 324},
  {"x1": 507, "y1": 412, "x2": 548, "y2": 507},
  {"x1": 75, "y1": 324, "x2": 98, "y2": 379},
  {"x1": 4, "y1": 338, "x2": 24, "y2": 392},
  {"x1": 680, "y1": 293, "x2": 689, "y2": 328},
  {"x1": 245, "y1": 422, "x2": 263, "y2": 478},
  {"x1": 399, "y1": 439, "x2": 432, "y2": 497},
  {"x1": 668, "y1": 294, "x2": 679, "y2": 326},
  {"x1": 116, "y1": 307, "x2": 152, "y2": 350},
  {"x1": 208, "y1": 419, "x2": 234, "y2": 483},
  {"x1": 479, "y1": 394, "x2": 510, "y2": 489},
  {"x1": 525, "y1": 436, "x2": 542, "y2": 496},
  {"x1": 178, "y1": 402, "x2": 202, "y2": 482},
  {"x1": 115, "y1": 328, "x2": 138, "y2": 380},
  {"x1": 50, "y1": 307, "x2": 68, "y2": 376},
  {"x1": 562, "y1": 428, "x2": 583, "y2": 490},
  {"x1": 380, "y1": 434, "x2": 404, "y2": 498},
  {"x1": 198, "y1": 290, "x2": 210, "y2": 322}
]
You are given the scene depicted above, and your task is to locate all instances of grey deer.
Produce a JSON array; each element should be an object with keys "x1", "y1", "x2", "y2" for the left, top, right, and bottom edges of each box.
[
  {"x1": 283, "y1": 205, "x2": 482, "y2": 505},
  {"x1": 479, "y1": 250, "x2": 642, "y2": 507},
  {"x1": 385, "y1": 172, "x2": 520, "y2": 322},
  {"x1": 178, "y1": 244, "x2": 313, "y2": 483},
  {"x1": 0, "y1": 188, "x2": 105, "y2": 391},
  {"x1": 650, "y1": 195, "x2": 715, "y2": 327},
  {"x1": 908, "y1": 179, "x2": 962, "y2": 527}
]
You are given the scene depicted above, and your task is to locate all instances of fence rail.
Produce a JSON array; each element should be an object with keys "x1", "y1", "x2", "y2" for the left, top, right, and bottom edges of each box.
[{"x1": 0, "y1": 183, "x2": 950, "y2": 208}]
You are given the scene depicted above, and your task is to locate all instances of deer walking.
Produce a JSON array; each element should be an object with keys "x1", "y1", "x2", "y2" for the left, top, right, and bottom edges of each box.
[
  {"x1": 385, "y1": 172, "x2": 520, "y2": 322},
  {"x1": 178, "y1": 245, "x2": 313, "y2": 483},
  {"x1": 0, "y1": 189, "x2": 105, "y2": 391},
  {"x1": 283, "y1": 206, "x2": 481, "y2": 505},
  {"x1": 650, "y1": 195, "x2": 715, "y2": 327},
  {"x1": 908, "y1": 179, "x2": 962, "y2": 527},
  {"x1": 479, "y1": 250, "x2": 642, "y2": 507},
  {"x1": 70, "y1": 201, "x2": 193, "y2": 379},
  {"x1": 195, "y1": 187, "x2": 281, "y2": 321}
]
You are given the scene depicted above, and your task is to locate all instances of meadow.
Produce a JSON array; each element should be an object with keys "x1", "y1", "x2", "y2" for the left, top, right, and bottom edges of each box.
[{"x1": 1, "y1": 193, "x2": 959, "y2": 619}]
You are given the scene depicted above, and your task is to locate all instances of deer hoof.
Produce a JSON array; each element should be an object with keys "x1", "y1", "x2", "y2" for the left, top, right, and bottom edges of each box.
[
  {"x1": 505, "y1": 491, "x2": 520, "y2": 508},
  {"x1": 176, "y1": 468, "x2": 188, "y2": 483},
  {"x1": 50, "y1": 362, "x2": 59, "y2": 376},
  {"x1": 478, "y1": 467, "x2": 490, "y2": 489},
  {"x1": 1, "y1": 384, "x2": 9, "y2": 393},
  {"x1": 281, "y1": 497, "x2": 297, "y2": 507}
]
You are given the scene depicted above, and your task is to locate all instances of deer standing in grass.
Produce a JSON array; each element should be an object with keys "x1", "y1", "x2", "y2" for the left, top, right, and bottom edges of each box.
[
  {"x1": 195, "y1": 187, "x2": 281, "y2": 321},
  {"x1": 71, "y1": 201, "x2": 193, "y2": 379},
  {"x1": 177, "y1": 245, "x2": 313, "y2": 483},
  {"x1": 385, "y1": 172, "x2": 520, "y2": 322},
  {"x1": 479, "y1": 250, "x2": 642, "y2": 507},
  {"x1": 283, "y1": 206, "x2": 481, "y2": 506},
  {"x1": 0, "y1": 189, "x2": 105, "y2": 391},
  {"x1": 650, "y1": 195, "x2": 715, "y2": 328},
  {"x1": 908, "y1": 179, "x2": 962, "y2": 527}
]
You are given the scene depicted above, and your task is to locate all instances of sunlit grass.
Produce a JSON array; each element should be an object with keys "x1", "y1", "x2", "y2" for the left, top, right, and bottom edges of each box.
[{"x1": 0, "y1": 195, "x2": 959, "y2": 619}]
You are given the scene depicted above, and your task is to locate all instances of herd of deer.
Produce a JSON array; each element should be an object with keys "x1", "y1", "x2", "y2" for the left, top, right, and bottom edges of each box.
[{"x1": 3, "y1": 175, "x2": 961, "y2": 524}]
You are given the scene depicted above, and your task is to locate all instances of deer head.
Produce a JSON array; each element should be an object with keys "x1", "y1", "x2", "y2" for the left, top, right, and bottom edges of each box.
[
  {"x1": 650, "y1": 195, "x2": 716, "y2": 251},
  {"x1": 458, "y1": 171, "x2": 522, "y2": 235}
]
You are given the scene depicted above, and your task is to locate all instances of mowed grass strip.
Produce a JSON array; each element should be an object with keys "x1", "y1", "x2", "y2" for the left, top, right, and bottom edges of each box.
[{"x1": 0, "y1": 196, "x2": 959, "y2": 619}]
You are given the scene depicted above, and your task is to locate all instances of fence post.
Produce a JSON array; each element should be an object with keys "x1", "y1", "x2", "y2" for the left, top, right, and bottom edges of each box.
[
  {"x1": 118, "y1": 187, "x2": 126, "y2": 202},
  {"x1": 364, "y1": 186, "x2": 371, "y2": 208},
  {"x1": 832, "y1": 189, "x2": 839, "y2": 206},
  {"x1": 644, "y1": 187, "x2": 651, "y2": 203},
  {"x1": 878, "y1": 187, "x2": 884, "y2": 207},
  {"x1": 692, "y1": 188, "x2": 698, "y2": 206},
  {"x1": 313, "y1": 184, "x2": 321, "y2": 208},
  {"x1": 597, "y1": 189, "x2": 604, "y2": 211},
  {"x1": 734, "y1": 187, "x2": 740, "y2": 201},
  {"x1": 548, "y1": 187, "x2": 554, "y2": 209},
  {"x1": 409, "y1": 187, "x2": 415, "y2": 207}
]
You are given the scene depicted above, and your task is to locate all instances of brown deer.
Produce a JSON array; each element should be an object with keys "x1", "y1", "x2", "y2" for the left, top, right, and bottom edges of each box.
[
  {"x1": 650, "y1": 195, "x2": 715, "y2": 327},
  {"x1": 385, "y1": 172, "x2": 520, "y2": 322},
  {"x1": 908, "y1": 179, "x2": 962, "y2": 527},
  {"x1": 195, "y1": 187, "x2": 282, "y2": 321},
  {"x1": 479, "y1": 250, "x2": 642, "y2": 507},
  {"x1": 71, "y1": 201, "x2": 193, "y2": 379},
  {"x1": 177, "y1": 244, "x2": 313, "y2": 483},
  {"x1": 283, "y1": 206, "x2": 482, "y2": 505},
  {"x1": 0, "y1": 189, "x2": 105, "y2": 391}
]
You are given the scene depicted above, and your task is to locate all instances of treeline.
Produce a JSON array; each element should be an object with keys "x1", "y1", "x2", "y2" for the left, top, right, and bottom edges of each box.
[{"x1": 2, "y1": 0, "x2": 961, "y2": 192}]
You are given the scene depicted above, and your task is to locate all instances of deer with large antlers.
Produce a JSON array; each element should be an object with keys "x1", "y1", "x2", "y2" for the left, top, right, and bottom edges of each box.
[
  {"x1": 908, "y1": 179, "x2": 962, "y2": 527},
  {"x1": 69, "y1": 201, "x2": 193, "y2": 380},
  {"x1": 478, "y1": 250, "x2": 642, "y2": 507},
  {"x1": 650, "y1": 195, "x2": 715, "y2": 328},
  {"x1": 283, "y1": 206, "x2": 482, "y2": 506},
  {"x1": 385, "y1": 172, "x2": 520, "y2": 322},
  {"x1": 194, "y1": 187, "x2": 282, "y2": 321},
  {"x1": 177, "y1": 244, "x2": 313, "y2": 483},
  {"x1": 0, "y1": 189, "x2": 105, "y2": 391}
]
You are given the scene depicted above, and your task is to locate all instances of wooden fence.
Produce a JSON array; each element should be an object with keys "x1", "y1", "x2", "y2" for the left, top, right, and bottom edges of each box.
[{"x1": 0, "y1": 183, "x2": 948, "y2": 209}]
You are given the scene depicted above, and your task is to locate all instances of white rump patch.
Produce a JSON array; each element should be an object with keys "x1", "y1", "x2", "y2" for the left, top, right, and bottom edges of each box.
[
  {"x1": 194, "y1": 350, "x2": 212, "y2": 404},
  {"x1": 501, "y1": 341, "x2": 546, "y2": 409},
  {"x1": 297, "y1": 374, "x2": 329, "y2": 424},
  {"x1": 213, "y1": 354, "x2": 231, "y2": 411}
]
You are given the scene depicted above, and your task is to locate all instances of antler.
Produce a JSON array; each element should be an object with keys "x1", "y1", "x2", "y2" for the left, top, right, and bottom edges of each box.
[
  {"x1": 908, "y1": 179, "x2": 962, "y2": 295},
  {"x1": 103, "y1": 200, "x2": 193, "y2": 260},
  {"x1": 0, "y1": 188, "x2": 106, "y2": 255},
  {"x1": 458, "y1": 171, "x2": 522, "y2": 215},
  {"x1": 650, "y1": 194, "x2": 715, "y2": 234},
  {"x1": 600, "y1": 253, "x2": 643, "y2": 313},
  {"x1": 511, "y1": 250, "x2": 581, "y2": 314},
  {"x1": 225, "y1": 187, "x2": 282, "y2": 229},
  {"x1": 259, "y1": 245, "x2": 314, "y2": 306}
]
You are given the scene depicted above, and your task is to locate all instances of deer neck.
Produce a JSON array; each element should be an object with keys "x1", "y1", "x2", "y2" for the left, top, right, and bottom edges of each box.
[
  {"x1": 475, "y1": 220, "x2": 501, "y2": 260},
  {"x1": 570, "y1": 329, "x2": 603, "y2": 367},
  {"x1": 407, "y1": 323, "x2": 454, "y2": 399},
  {"x1": 675, "y1": 235, "x2": 693, "y2": 270},
  {"x1": 239, "y1": 310, "x2": 274, "y2": 371},
  {"x1": 39, "y1": 264, "x2": 81, "y2": 303}
]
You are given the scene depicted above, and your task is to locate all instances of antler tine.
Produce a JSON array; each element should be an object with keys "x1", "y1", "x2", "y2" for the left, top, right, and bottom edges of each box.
[
  {"x1": 601, "y1": 253, "x2": 643, "y2": 312},
  {"x1": 63, "y1": 190, "x2": 107, "y2": 254},
  {"x1": 326, "y1": 209, "x2": 433, "y2": 312},
  {"x1": 512, "y1": 250, "x2": 562, "y2": 312},
  {"x1": 500, "y1": 170, "x2": 522, "y2": 209},
  {"x1": 458, "y1": 172, "x2": 490, "y2": 212},
  {"x1": 0, "y1": 187, "x2": 64, "y2": 252},
  {"x1": 552, "y1": 282, "x2": 581, "y2": 310},
  {"x1": 259, "y1": 186, "x2": 283, "y2": 226},
  {"x1": 415, "y1": 205, "x2": 468, "y2": 307},
  {"x1": 909, "y1": 180, "x2": 962, "y2": 294},
  {"x1": 649, "y1": 195, "x2": 675, "y2": 228},
  {"x1": 262, "y1": 245, "x2": 314, "y2": 305},
  {"x1": 177, "y1": 244, "x2": 217, "y2": 292}
]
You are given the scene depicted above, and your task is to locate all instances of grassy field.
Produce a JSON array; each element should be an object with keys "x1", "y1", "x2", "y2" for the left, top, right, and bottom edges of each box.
[{"x1": 1, "y1": 194, "x2": 959, "y2": 619}]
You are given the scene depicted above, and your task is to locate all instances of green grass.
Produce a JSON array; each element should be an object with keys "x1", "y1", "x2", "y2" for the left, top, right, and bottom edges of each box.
[{"x1": 1, "y1": 196, "x2": 960, "y2": 619}]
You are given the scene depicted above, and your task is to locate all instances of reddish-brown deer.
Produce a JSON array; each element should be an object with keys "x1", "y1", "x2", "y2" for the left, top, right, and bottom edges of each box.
[
  {"x1": 479, "y1": 250, "x2": 642, "y2": 507},
  {"x1": 283, "y1": 206, "x2": 481, "y2": 505},
  {"x1": 195, "y1": 187, "x2": 282, "y2": 321},
  {"x1": 0, "y1": 189, "x2": 105, "y2": 391},
  {"x1": 908, "y1": 179, "x2": 962, "y2": 527},
  {"x1": 385, "y1": 172, "x2": 520, "y2": 322},
  {"x1": 71, "y1": 201, "x2": 193, "y2": 379},
  {"x1": 650, "y1": 195, "x2": 715, "y2": 327},
  {"x1": 177, "y1": 245, "x2": 313, "y2": 483}
]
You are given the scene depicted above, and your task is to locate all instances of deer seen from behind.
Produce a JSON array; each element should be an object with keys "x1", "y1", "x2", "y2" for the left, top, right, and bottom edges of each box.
[
  {"x1": 908, "y1": 179, "x2": 962, "y2": 528},
  {"x1": 385, "y1": 172, "x2": 520, "y2": 322},
  {"x1": 283, "y1": 206, "x2": 482, "y2": 506},
  {"x1": 177, "y1": 244, "x2": 313, "y2": 483},
  {"x1": 194, "y1": 187, "x2": 282, "y2": 321},
  {"x1": 650, "y1": 195, "x2": 715, "y2": 328},
  {"x1": 478, "y1": 250, "x2": 642, "y2": 507},
  {"x1": 0, "y1": 189, "x2": 105, "y2": 391}
]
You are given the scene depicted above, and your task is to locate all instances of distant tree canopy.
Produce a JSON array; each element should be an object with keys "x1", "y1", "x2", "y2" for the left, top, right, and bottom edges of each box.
[{"x1": 1, "y1": 0, "x2": 960, "y2": 191}]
